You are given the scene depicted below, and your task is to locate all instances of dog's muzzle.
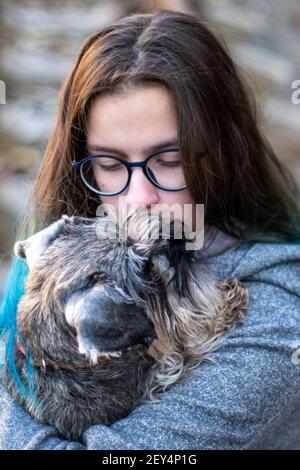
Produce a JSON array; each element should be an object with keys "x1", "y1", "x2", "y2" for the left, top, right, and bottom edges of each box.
[{"x1": 65, "y1": 287, "x2": 157, "y2": 364}]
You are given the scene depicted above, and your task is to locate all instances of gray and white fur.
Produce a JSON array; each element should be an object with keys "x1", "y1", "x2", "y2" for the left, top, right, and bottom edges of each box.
[{"x1": 2, "y1": 210, "x2": 248, "y2": 441}]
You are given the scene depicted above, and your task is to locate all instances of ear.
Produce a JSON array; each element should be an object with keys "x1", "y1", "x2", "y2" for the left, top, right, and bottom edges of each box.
[
  {"x1": 150, "y1": 222, "x2": 195, "y2": 298},
  {"x1": 13, "y1": 214, "x2": 74, "y2": 270}
]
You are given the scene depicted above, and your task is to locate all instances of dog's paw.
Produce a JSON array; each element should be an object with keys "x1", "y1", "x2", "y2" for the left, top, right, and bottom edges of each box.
[{"x1": 219, "y1": 277, "x2": 249, "y2": 327}]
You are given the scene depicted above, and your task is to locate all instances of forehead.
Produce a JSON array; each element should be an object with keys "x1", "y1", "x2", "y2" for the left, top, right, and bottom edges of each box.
[
  {"x1": 86, "y1": 84, "x2": 178, "y2": 152},
  {"x1": 45, "y1": 231, "x2": 124, "y2": 276}
]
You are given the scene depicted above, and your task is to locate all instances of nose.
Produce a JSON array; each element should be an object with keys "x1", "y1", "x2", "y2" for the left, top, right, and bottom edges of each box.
[
  {"x1": 78, "y1": 300, "x2": 158, "y2": 355},
  {"x1": 124, "y1": 167, "x2": 160, "y2": 207}
]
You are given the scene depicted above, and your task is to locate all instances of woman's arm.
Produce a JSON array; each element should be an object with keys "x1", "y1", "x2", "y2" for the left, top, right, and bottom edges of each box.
[
  {"x1": 0, "y1": 382, "x2": 85, "y2": 449},
  {"x1": 82, "y1": 280, "x2": 300, "y2": 450},
  {"x1": 1, "y1": 276, "x2": 300, "y2": 450}
]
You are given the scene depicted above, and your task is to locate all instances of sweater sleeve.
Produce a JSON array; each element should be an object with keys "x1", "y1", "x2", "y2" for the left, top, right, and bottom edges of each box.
[
  {"x1": 0, "y1": 382, "x2": 85, "y2": 449},
  {"x1": 1, "y1": 274, "x2": 300, "y2": 450}
]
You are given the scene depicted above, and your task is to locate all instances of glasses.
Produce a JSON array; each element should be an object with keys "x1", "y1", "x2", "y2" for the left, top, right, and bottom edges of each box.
[{"x1": 72, "y1": 148, "x2": 190, "y2": 196}]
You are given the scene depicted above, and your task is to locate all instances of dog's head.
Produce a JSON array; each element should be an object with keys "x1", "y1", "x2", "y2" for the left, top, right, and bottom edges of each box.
[{"x1": 14, "y1": 210, "x2": 195, "y2": 364}]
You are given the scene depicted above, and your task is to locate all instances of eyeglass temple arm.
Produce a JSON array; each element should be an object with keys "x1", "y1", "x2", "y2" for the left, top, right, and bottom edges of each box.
[{"x1": 72, "y1": 160, "x2": 81, "y2": 169}]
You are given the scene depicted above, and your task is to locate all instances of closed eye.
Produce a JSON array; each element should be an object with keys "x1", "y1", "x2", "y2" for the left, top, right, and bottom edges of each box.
[{"x1": 88, "y1": 272, "x2": 107, "y2": 284}]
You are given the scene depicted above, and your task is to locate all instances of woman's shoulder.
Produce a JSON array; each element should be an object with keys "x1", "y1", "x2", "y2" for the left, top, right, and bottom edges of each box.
[
  {"x1": 200, "y1": 226, "x2": 300, "y2": 292},
  {"x1": 187, "y1": 233, "x2": 300, "y2": 448},
  {"x1": 202, "y1": 230, "x2": 300, "y2": 369}
]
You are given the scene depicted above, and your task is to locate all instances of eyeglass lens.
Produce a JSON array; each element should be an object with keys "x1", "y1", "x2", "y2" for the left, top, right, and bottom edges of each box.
[{"x1": 80, "y1": 151, "x2": 186, "y2": 194}]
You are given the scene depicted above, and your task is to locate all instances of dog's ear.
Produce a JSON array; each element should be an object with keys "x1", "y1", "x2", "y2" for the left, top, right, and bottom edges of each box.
[
  {"x1": 149, "y1": 221, "x2": 195, "y2": 298},
  {"x1": 14, "y1": 215, "x2": 74, "y2": 270},
  {"x1": 124, "y1": 211, "x2": 196, "y2": 298}
]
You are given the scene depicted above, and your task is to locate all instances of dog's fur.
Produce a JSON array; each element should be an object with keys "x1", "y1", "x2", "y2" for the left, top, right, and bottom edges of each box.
[{"x1": 1, "y1": 210, "x2": 248, "y2": 441}]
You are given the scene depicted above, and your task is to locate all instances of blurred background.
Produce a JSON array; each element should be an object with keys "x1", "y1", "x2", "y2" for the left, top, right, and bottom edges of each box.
[{"x1": 0, "y1": 0, "x2": 300, "y2": 299}]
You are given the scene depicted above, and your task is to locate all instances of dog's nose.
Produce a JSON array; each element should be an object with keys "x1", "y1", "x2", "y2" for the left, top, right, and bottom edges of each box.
[{"x1": 76, "y1": 298, "x2": 158, "y2": 356}]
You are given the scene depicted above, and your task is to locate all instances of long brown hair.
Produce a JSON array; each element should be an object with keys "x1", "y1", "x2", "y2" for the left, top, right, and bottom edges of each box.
[{"x1": 18, "y1": 9, "x2": 300, "y2": 242}]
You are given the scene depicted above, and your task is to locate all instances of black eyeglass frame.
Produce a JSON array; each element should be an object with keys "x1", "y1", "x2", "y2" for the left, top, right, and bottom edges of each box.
[{"x1": 72, "y1": 148, "x2": 206, "y2": 196}]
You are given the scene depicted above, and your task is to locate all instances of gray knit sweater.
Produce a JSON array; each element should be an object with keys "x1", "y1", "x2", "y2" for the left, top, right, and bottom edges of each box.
[{"x1": 0, "y1": 229, "x2": 300, "y2": 450}]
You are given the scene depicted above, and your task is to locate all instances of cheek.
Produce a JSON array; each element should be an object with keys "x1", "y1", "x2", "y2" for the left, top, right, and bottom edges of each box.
[
  {"x1": 155, "y1": 190, "x2": 197, "y2": 230},
  {"x1": 99, "y1": 190, "x2": 196, "y2": 218},
  {"x1": 157, "y1": 188, "x2": 195, "y2": 206},
  {"x1": 99, "y1": 196, "x2": 120, "y2": 216}
]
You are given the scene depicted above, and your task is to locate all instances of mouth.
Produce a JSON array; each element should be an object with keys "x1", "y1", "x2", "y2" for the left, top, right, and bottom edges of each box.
[
  {"x1": 79, "y1": 344, "x2": 141, "y2": 366},
  {"x1": 78, "y1": 331, "x2": 157, "y2": 366}
]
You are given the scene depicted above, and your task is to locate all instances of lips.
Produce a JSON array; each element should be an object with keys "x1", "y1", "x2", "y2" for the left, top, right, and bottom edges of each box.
[{"x1": 78, "y1": 344, "x2": 138, "y2": 366}]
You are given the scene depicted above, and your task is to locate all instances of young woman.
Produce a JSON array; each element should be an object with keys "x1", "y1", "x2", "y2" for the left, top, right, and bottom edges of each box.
[{"x1": 1, "y1": 9, "x2": 300, "y2": 450}]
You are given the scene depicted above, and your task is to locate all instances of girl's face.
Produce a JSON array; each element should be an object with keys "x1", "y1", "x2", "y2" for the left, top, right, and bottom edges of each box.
[{"x1": 86, "y1": 83, "x2": 196, "y2": 221}]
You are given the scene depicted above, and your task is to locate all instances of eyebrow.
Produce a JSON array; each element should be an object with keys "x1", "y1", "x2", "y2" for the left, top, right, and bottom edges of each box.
[{"x1": 86, "y1": 139, "x2": 178, "y2": 157}]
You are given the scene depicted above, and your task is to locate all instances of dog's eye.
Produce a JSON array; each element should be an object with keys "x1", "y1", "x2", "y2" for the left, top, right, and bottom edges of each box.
[{"x1": 89, "y1": 272, "x2": 107, "y2": 283}]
